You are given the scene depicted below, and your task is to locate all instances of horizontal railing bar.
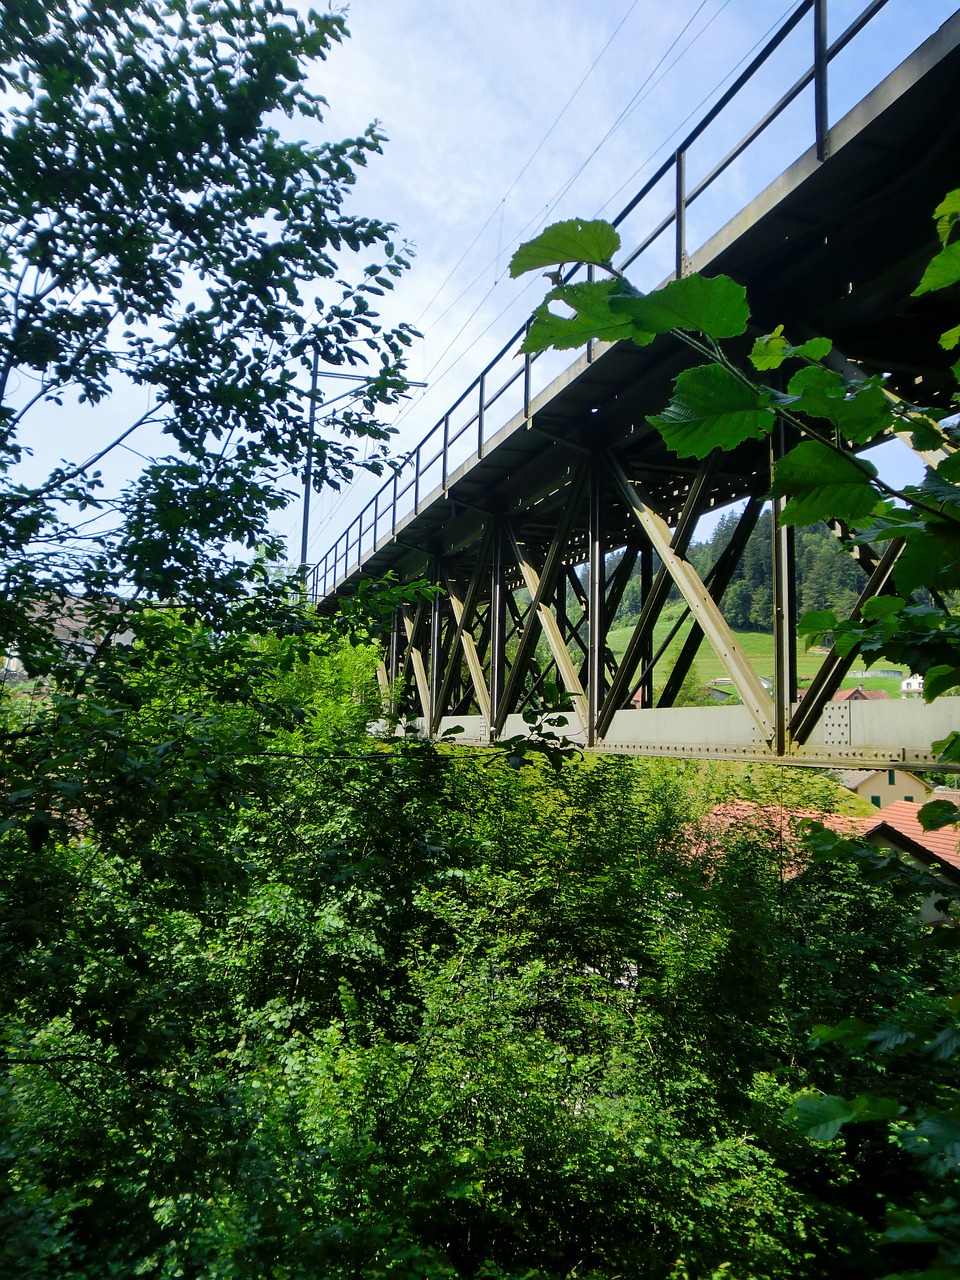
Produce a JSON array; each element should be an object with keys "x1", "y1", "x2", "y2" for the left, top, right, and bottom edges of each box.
[
  {"x1": 618, "y1": 208, "x2": 676, "y2": 273},
  {"x1": 682, "y1": 0, "x2": 892, "y2": 215},
  {"x1": 312, "y1": 0, "x2": 900, "y2": 598}
]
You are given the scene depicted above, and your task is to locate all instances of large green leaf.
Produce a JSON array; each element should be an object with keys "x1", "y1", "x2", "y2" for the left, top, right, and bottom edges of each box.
[
  {"x1": 750, "y1": 328, "x2": 832, "y2": 371},
  {"x1": 901, "y1": 1111, "x2": 960, "y2": 1173},
  {"x1": 608, "y1": 273, "x2": 750, "y2": 338},
  {"x1": 509, "y1": 219, "x2": 621, "y2": 278},
  {"x1": 934, "y1": 188, "x2": 960, "y2": 246},
  {"x1": 786, "y1": 366, "x2": 894, "y2": 443},
  {"x1": 789, "y1": 1091, "x2": 902, "y2": 1143},
  {"x1": 521, "y1": 279, "x2": 648, "y2": 353},
  {"x1": 648, "y1": 363, "x2": 776, "y2": 458},
  {"x1": 914, "y1": 241, "x2": 960, "y2": 295},
  {"x1": 919, "y1": 799, "x2": 960, "y2": 832},
  {"x1": 788, "y1": 1092, "x2": 856, "y2": 1141},
  {"x1": 770, "y1": 440, "x2": 880, "y2": 526},
  {"x1": 894, "y1": 525, "x2": 960, "y2": 595}
]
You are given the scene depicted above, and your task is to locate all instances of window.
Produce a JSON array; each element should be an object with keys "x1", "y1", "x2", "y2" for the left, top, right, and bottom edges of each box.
[
  {"x1": 905, "y1": 795, "x2": 914, "y2": 802},
  {"x1": 871, "y1": 795, "x2": 881, "y2": 807},
  {"x1": 888, "y1": 770, "x2": 896, "y2": 785}
]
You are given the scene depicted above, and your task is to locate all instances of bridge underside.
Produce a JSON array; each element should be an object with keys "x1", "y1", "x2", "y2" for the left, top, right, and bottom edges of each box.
[
  {"x1": 325, "y1": 14, "x2": 960, "y2": 769},
  {"x1": 380, "y1": 448, "x2": 960, "y2": 768}
]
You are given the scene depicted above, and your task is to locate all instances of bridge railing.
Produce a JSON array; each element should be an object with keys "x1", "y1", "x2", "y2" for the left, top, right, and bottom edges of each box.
[{"x1": 308, "y1": 0, "x2": 899, "y2": 602}]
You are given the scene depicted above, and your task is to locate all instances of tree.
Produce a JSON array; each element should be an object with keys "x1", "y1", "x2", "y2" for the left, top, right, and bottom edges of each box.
[{"x1": 0, "y1": 0, "x2": 414, "y2": 674}]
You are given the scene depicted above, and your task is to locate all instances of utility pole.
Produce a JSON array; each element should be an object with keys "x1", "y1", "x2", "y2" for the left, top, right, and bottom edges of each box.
[{"x1": 299, "y1": 345, "x2": 320, "y2": 568}]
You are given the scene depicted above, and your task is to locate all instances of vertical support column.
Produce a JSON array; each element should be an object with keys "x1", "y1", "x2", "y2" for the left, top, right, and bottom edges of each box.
[
  {"x1": 478, "y1": 373, "x2": 486, "y2": 459},
  {"x1": 586, "y1": 265, "x2": 596, "y2": 364},
  {"x1": 675, "y1": 148, "x2": 686, "y2": 280},
  {"x1": 489, "y1": 520, "x2": 506, "y2": 741},
  {"x1": 523, "y1": 320, "x2": 533, "y2": 421},
  {"x1": 814, "y1": 0, "x2": 829, "y2": 161},
  {"x1": 587, "y1": 454, "x2": 604, "y2": 746},
  {"x1": 772, "y1": 423, "x2": 798, "y2": 756},
  {"x1": 299, "y1": 345, "x2": 320, "y2": 567},
  {"x1": 556, "y1": 569, "x2": 568, "y2": 660},
  {"x1": 639, "y1": 541, "x2": 654, "y2": 709},
  {"x1": 429, "y1": 556, "x2": 442, "y2": 732},
  {"x1": 388, "y1": 607, "x2": 401, "y2": 705}
]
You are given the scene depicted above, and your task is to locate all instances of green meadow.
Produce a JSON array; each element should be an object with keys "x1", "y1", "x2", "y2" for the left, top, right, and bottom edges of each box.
[{"x1": 605, "y1": 605, "x2": 907, "y2": 699}]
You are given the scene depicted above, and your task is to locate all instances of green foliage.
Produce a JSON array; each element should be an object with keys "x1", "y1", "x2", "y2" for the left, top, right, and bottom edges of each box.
[
  {"x1": 515, "y1": 193, "x2": 960, "y2": 1278},
  {"x1": 648, "y1": 363, "x2": 777, "y2": 458},
  {"x1": 768, "y1": 440, "x2": 880, "y2": 526},
  {"x1": 8, "y1": 720, "x2": 943, "y2": 1278},
  {"x1": 609, "y1": 273, "x2": 751, "y2": 340},
  {"x1": 508, "y1": 218, "x2": 621, "y2": 279},
  {"x1": 0, "y1": 0, "x2": 415, "y2": 676}
]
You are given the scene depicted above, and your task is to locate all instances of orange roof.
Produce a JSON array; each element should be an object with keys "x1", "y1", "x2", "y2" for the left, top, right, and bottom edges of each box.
[
  {"x1": 690, "y1": 800, "x2": 960, "y2": 883},
  {"x1": 832, "y1": 687, "x2": 890, "y2": 701},
  {"x1": 854, "y1": 801, "x2": 960, "y2": 877},
  {"x1": 689, "y1": 800, "x2": 859, "y2": 875}
]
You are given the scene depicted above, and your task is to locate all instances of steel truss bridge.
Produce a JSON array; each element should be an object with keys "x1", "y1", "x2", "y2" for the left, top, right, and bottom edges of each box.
[{"x1": 310, "y1": 2, "x2": 960, "y2": 769}]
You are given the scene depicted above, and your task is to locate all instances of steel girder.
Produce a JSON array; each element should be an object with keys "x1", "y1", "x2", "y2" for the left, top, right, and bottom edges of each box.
[{"x1": 375, "y1": 438, "x2": 959, "y2": 770}]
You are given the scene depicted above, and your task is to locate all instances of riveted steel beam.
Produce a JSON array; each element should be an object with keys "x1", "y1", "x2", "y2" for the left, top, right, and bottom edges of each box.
[
  {"x1": 506, "y1": 524, "x2": 588, "y2": 734},
  {"x1": 401, "y1": 600, "x2": 431, "y2": 722},
  {"x1": 789, "y1": 537, "x2": 904, "y2": 745},
  {"x1": 605, "y1": 450, "x2": 776, "y2": 745},
  {"x1": 432, "y1": 523, "x2": 496, "y2": 733},
  {"x1": 597, "y1": 450, "x2": 719, "y2": 735},
  {"x1": 658, "y1": 494, "x2": 763, "y2": 707},
  {"x1": 494, "y1": 467, "x2": 589, "y2": 733}
]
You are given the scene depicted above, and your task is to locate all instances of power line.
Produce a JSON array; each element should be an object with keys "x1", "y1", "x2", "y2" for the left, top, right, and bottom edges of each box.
[
  {"x1": 394, "y1": 0, "x2": 751, "y2": 432},
  {"x1": 414, "y1": 0, "x2": 644, "y2": 331}
]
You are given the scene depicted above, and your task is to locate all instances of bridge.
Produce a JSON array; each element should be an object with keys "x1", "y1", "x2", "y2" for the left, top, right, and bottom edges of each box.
[{"x1": 308, "y1": 1, "x2": 960, "y2": 770}]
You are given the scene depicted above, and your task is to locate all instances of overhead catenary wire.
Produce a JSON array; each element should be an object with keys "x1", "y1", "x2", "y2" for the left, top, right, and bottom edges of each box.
[
  {"x1": 299, "y1": 0, "x2": 810, "y2": 565},
  {"x1": 390, "y1": 0, "x2": 801, "y2": 438},
  {"x1": 413, "y1": 0, "x2": 646, "y2": 332},
  {"x1": 291, "y1": 1, "x2": 775, "y2": 563}
]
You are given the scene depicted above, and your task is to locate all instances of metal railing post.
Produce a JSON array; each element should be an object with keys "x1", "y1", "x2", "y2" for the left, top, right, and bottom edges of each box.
[
  {"x1": 478, "y1": 372, "x2": 486, "y2": 458},
  {"x1": 523, "y1": 324, "x2": 532, "y2": 420},
  {"x1": 414, "y1": 446, "x2": 421, "y2": 514},
  {"x1": 587, "y1": 264, "x2": 596, "y2": 362},
  {"x1": 675, "y1": 148, "x2": 686, "y2": 279},
  {"x1": 814, "y1": 0, "x2": 829, "y2": 160},
  {"x1": 442, "y1": 414, "x2": 450, "y2": 489}
]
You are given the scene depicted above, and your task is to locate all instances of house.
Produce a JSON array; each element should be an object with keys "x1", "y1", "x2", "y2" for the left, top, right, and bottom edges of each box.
[
  {"x1": 836, "y1": 768, "x2": 930, "y2": 809},
  {"x1": 832, "y1": 685, "x2": 890, "y2": 702},
  {"x1": 688, "y1": 800, "x2": 860, "y2": 875},
  {"x1": 901, "y1": 674, "x2": 925, "y2": 697},
  {"x1": 691, "y1": 798, "x2": 960, "y2": 926},
  {"x1": 854, "y1": 800, "x2": 960, "y2": 878},
  {"x1": 794, "y1": 685, "x2": 889, "y2": 704}
]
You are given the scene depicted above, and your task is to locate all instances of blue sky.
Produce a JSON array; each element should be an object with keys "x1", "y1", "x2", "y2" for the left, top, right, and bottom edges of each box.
[
  {"x1": 290, "y1": 0, "x2": 954, "y2": 562},
  {"x1": 7, "y1": 1, "x2": 955, "y2": 563}
]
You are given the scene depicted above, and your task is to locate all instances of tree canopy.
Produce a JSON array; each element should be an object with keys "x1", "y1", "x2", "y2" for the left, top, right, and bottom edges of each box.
[{"x1": 0, "y1": 0, "x2": 414, "y2": 671}]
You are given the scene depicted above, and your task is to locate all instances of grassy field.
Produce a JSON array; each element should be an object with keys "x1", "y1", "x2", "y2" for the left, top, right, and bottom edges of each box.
[{"x1": 606, "y1": 607, "x2": 907, "y2": 698}]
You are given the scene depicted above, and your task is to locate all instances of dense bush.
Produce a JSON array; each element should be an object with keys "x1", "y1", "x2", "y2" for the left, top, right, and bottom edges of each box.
[{"x1": 2, "y1": 613, "x2": 955, "y2": 1278}]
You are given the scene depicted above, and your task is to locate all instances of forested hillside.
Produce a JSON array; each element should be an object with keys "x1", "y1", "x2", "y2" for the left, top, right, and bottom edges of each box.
[{"x1": 614, "y1": 513, "x2": 866, "y2": 632}]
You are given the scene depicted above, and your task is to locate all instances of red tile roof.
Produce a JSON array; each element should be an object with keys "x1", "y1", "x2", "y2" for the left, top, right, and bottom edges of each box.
[
  {"x1": 689, "y1": 801, "x2": 859, "y2": 875},
  {"x1": 690, "y1": 800, "x2": 960, "y2": 882},
  {"x1": 832, "y1": 687, "x2": 890, "y2": 701},
  {"x1": 855, "y1": 801, "x2": 960, "y2": 877}
]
